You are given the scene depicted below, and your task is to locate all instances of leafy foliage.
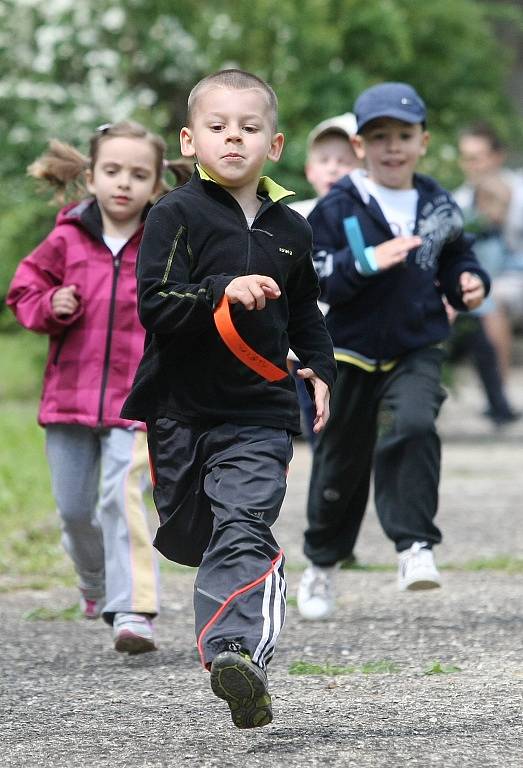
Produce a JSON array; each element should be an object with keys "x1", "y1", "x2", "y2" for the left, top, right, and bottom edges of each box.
[{"x1": 1, "y1": 0, "x2": 522, "y2": 299}]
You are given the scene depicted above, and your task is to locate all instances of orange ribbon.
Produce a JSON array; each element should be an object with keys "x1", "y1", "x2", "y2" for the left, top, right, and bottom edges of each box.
[{"x1": 214, "y1": 295, "x2": 288, "y2": 382}]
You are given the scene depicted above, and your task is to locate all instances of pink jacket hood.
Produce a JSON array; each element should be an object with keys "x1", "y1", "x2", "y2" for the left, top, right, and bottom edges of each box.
[{"x1": 7, "y1": 199, "x2": 147, "y2": 430}]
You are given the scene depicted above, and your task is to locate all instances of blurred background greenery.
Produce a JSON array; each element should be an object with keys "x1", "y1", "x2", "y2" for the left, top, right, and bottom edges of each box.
[
  {"x1": 1, "y1": 0, "x2": 523, "y2": 584},
  {"x1": 1, "y1": 0, "x2": 523, "y2": 309}
]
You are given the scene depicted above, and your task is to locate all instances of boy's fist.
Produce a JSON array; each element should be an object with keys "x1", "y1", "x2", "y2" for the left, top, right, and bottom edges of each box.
[
  {"x1": 225, "y1": 274, "x2": 281, "y2": 310},
  {"x1": 374, "y1": 235, "x2": 422, "y2": 270},
  {"x1": 459, "y1": 271, "x2": 485, "y2": 310}
]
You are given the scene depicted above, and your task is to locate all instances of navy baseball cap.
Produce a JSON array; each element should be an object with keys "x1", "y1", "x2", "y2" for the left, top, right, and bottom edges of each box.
[{"x1": 354, "y1": 82, "x2": 427, "y2": 133}]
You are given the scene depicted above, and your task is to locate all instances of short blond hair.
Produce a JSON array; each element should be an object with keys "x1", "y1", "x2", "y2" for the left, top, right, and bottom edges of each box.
[{"x1": 187, "y1": 69, "x2": 278, "y2": 132}]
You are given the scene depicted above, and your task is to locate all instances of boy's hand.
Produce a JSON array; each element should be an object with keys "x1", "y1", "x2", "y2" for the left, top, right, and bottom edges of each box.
[
  {"x1": 374, "y1": 236, "x2": 422, "y2": 270},
  {"x1": 52, "y1": 285, "x2": 80, "y2": 317},
  {"x1": 459, "y1": 272, "x2": 485, "y2": 310},
  {"x1": 225, "y1": 275, "x2": 281, "y2": 310},
  {"x1": 442, "y1": 296, "x2": 458, "y2": 325},
  {"x1": 296, "y1": 368, "x2": 330, "y2": 433}
]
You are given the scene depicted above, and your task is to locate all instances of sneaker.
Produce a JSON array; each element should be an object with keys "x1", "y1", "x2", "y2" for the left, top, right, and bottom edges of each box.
[
  {"x1": 398, "y1": 542, "x2": 441, "y2": 591},
  {"x1": 113, "y1": 612, "x2": 157, "y2": 654},
  {"x1": 297, "y1": 563, "x2": 336, "y2": 620},
  {"x1": 79, "y1": 591, "x2": 104, "y2": 620},
  {"x1": 210, "y1": 650, "x2": 272, "y2": 729}
]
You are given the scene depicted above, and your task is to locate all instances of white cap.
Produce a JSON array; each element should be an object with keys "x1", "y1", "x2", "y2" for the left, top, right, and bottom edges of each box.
[{"x1": 307, "y1": 112, "x2": 358, "y2": 148}]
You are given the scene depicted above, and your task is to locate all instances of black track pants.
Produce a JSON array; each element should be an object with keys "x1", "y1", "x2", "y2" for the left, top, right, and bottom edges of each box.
[
  {"x1": 147, "y1": 420, "x2": 293, "y2": 668},
  {"x1": 304, "y1": 347, "x2": 446, "y2": 564}
]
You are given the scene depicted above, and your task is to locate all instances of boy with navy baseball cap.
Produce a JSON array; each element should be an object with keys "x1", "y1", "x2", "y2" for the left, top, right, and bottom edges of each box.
[
  {"x1": 297, "y1": 81, "x2": 490, "y2": 620},
  {"x1": 354, "y1": 82, "x2": 427, "y2": 131}
]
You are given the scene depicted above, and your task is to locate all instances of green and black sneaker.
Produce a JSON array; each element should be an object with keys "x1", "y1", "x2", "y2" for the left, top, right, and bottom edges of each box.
[{"x1": 210, "y1": 650, "x2": 273, "y2": 729}]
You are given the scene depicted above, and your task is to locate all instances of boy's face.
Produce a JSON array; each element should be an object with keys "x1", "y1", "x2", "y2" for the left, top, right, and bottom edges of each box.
[
  {"x1": 305, "y1": 134, "x2": 359, "y2": 198},
  {"x1": 180, "y1": 86, "x2": 284, "y2": 192},
  {"x1": 353, "y1": 118, "x2": 429, "y2": 190}
]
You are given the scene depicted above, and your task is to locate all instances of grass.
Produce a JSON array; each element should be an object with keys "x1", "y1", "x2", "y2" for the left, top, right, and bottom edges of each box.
[
  {"x1": 423, "y1": 661, "x2": 462, "y2": 675},
  {"x1": 296, "y1": 557, "x2": 523, "y2": 574},
  {"x1": 0, "y1": 398, "x2": 75, "y2": 589},
  {"x1": 23, "y1": 603, "x2": 83, "y2": 621},
  {"x1": 289, "y1": 660, "x2": 357, "y2": 676},
  {"x1": 289, "y1": 659, "x2": 400, "y2": 676},
  {"x1": 289, "y1": 659, "x2": 460, "y2": 676},
  {"x1": 453, "y1": 556, "x2": 523, "y2": 573},
  {"x1": 0, "y1": 330, "x2": 47, "y2": 401},
  {"x1": 360, "y1": 660, "x2": 401, "y2": 674}
]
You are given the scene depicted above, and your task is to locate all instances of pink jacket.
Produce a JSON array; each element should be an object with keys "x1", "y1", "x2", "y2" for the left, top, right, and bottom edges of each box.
[{"x1": 7, "y1": 199, "x2": 146, "y2": 430}]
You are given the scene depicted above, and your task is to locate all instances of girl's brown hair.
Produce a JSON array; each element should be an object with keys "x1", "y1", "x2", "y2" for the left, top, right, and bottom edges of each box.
[{"x1": 28, "y1": 120, "x2": 192, "y2": 203}]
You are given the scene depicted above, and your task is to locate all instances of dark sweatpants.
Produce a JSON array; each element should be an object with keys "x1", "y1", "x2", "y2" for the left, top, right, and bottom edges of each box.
[
  {"x1": 304, "y1": 347, "x2": 446, "y2": 565},
  {"x1": 147, "y1": 420, "x2": 293, "y2": 669}
]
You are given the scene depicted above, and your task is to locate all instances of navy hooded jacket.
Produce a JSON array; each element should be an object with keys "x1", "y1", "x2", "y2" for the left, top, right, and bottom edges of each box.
[{"x1": 309, "y1": 169, "x2": 490, "y2": 368}]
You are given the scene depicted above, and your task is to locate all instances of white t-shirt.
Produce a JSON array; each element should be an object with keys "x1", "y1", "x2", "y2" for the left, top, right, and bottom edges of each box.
[
  {"x1": 363, "y1": 178, "x2": 418, "y2": 236},
  {"x1": 103, "y1": 235, "x2": 127, "y2": 256},
  {"x1": 289, "y1": 197, "x2": 318, "y2": 219}
]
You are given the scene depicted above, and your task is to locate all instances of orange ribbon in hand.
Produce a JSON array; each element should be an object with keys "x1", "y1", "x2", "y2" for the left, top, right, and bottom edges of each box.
[{"x1": 214, "y1": 295, "x2": 288, "y2": 382}]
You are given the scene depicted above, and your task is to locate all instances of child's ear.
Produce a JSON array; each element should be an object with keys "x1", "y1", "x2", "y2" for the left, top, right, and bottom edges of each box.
[
  {"x1": 267, "y1": 132, "x2": 284, "y2": 162},
  {"x1": 180, "y1": 127, "x2": 196, "y2": 158},
  {"x1": 419, "y1": 130, "x2": 431, "y2": 156},
  {"x1": 85, "y1": 168, "x2": 96, "y2": 195},
  {"x1": 351, "y1": 135, "x2": 366, "y2": 161}
]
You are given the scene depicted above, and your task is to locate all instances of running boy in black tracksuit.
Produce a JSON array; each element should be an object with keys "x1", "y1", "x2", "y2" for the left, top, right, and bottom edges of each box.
[
  {"x1": 297, "y1": 82, "x2": 490, "y2": 621},
  {"x1": 122, "y1": 69, "x2": 336, "y2": 727}
]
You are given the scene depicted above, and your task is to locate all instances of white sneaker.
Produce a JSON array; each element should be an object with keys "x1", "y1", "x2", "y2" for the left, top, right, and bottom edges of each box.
[
  {"x1": 113, "y1": 612, "x2": 157, "y2": 654},
  {"x1": 297, "y1": 564, "x2": 336, "y2": 620},
  {"x1": 398, "y1": 542, "x2": 441, "y2": 591}
]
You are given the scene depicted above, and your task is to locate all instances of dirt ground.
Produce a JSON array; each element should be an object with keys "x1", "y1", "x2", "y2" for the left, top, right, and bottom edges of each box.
[{"x1": 1, "y1": 365, "x2": 522, "y2": 767}]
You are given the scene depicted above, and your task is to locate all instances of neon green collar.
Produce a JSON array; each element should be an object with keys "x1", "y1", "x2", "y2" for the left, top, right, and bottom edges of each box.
[{"x1": 196, "y1": 164, "x2": 294, "y2": 203}]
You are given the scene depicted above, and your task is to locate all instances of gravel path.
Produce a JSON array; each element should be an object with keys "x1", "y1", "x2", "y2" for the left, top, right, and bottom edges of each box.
[{"x1": 2, "y1": 365, "x2": 522, "y2": 767}]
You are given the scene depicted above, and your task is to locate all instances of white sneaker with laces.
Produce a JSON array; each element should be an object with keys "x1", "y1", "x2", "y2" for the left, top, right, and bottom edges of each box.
[
  {"x1": 398, "y1": 542, "x2": 441, "y2": 591},
  {"x1": 297, "y1": 564, "x2": 336, "y2": 620},
  {"x1": 113, "y1": 612, "x2": 157, "y2": 654}
]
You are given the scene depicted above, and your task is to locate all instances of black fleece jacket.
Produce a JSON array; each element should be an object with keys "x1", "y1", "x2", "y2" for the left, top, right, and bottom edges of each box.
[
  {"x1": 310, "y1": 170, "x2": 491, "y2": 365},
  {"x1": 121, "y1": 170, "x2": 336, "y2": 433}
]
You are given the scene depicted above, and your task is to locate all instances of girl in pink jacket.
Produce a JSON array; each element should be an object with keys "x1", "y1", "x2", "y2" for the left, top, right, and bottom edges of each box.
[{"x1": 7, "y1": 121, "x2": 189, "y2": 653}]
